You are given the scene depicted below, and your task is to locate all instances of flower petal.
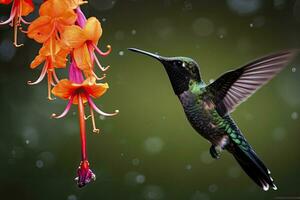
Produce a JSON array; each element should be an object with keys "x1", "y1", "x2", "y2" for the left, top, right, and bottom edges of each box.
[
  {"x1": 39, "y1": 0, "x2": 76, "y2": 25},
  {"x1": 52, "y1": 79, "x2": 78, "y2": 100},
  {"x1": 21, "y1": 0, "x2": 34, "y2": 16},
  {"x1": 83, "y1": 81, "x2": 109, "y2": 99},
  {"x1": 72, "y1": 93, "x2": 88, "y2": 105},
  {"x1": 27, "y1": 16, "x2": 53, "y2": 43},
  {"x1": 58, "y1": 9, "x2": 77, "y2": 26},
  {"x1": 39, "y1": 0, "x2": 67, "y2": 17},
  {"x1": 30, "y1": 54, "x2": 45, "y2": 69},
  {"x1": 53, "y1": 48, "x2": 69, "y2": 68},
  {"x1": 0, "y1": 0, "x2": 12, "y2": 5},
  {"x1": 65, "y1": 0, "x2": 88, "y2": 9},
  {"x1": 73, "y1": 43, "x2": 92, "y2": 70},
  {"x1": 62, "y1": 25, "x2": 86, "y2": 48},
  {"x1": 84, "y1": 17, "x2": 102, "y2": 44}
]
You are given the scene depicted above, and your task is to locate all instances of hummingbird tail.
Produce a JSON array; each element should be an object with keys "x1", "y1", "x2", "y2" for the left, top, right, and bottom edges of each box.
[{"x1": 231, "y1": 145, "x2": 277, "y2": 191}]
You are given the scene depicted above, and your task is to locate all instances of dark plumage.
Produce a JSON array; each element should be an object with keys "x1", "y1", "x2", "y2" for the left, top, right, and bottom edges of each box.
[{"x1": 128, "y1": 48, "x2": 298, "y2": 191}]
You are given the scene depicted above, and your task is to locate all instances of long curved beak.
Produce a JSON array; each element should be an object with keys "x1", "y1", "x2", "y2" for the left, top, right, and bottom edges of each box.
[{"x1": 128, "y1": 48, "x2": 167, "y2": 62}]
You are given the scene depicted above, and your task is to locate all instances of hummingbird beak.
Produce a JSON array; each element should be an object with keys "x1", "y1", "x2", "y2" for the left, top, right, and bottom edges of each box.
[
  {"x1": 128, "y1": 48, "x2": 167, "y2": 63},
  {"x1": 128, "y1": 48, "x2": 187, "y2": 95}
]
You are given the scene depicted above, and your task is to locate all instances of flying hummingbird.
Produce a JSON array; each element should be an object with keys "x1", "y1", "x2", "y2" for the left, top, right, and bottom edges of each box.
[{"x1": 128, "y1": 47, "x2": 298, "y2": 191}]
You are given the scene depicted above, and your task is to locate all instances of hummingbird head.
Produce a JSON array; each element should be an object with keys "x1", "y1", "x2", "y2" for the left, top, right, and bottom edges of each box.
[{"x1": 128, "y1": 48, "x2": 201, "y2": 95}]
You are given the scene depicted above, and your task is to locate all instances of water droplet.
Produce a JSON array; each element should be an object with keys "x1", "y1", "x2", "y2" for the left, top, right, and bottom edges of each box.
[
  {"x1": 102, "y1": 17, "x2": 107, "y2": 22},
  {"x1": 125, "y1": 171, "x2": 145, "y2": 186},
  {"x1": 36, "y1": 160, "x2": 44, "y2": 168},
  {"x1": 143, "y1": 185, "x2": 164, "y2": 200},
  {"x1": 291, "y1": 112, "x2": 298, "y2": 120},
  {"x1": 132, "y1": 158, "x2": 140, "y2": 166},
  {"x1": 144, "y1": 137, "x2": 164, "y2": 154},
  {"x1": 227, "y1": 0, "x2": 262, "y2": 15},
  {"x1": 11, "y1": 147, "x2": 24, "y2": 159},
  {"x1": 131, "y1": 29, "x2": 137, "y2": 35},
  {"x1": 249, "y1": 23, "x2": 254, "y2": 28},
  {"x1": 217, "y1": 27, "x2": 227, "y2": 39},
  {"x1": 192, "y1": 18, "x2": 214, "y2": 37},
  {"x1": 119, "y1": 51, "x2": 124, "y2": 56},
  {"x1": 67, "y1": 194, "x2": 77, "y2": 200},
  {"x1": 22, "y1": 127, "x2": 39, "y2": 148},
  {"x1": 292, "y1": 67, "x2": 296, "y2": 72},
  {"x1": 208, "y1": 184, "x2": 218, "y2": 193},
  {"x1": 99, "y1": 115, "x2": 106, "y2": 120},
  {"x1": 185, "y1": 164, "x2": 192, "y2": 171},
  {"x1": 136, "y1": 174, "x2": 146, "y2": 184}
]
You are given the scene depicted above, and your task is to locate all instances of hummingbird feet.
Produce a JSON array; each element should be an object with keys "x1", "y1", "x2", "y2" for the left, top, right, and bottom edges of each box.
[{"x1": 210, "y1": 145, "x2": 222, "y2": 159}]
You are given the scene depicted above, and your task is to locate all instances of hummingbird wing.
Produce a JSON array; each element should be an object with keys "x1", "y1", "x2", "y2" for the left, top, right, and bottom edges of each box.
[{"x1": 206, "y1": 50, "x2": 298, "y2": 116}]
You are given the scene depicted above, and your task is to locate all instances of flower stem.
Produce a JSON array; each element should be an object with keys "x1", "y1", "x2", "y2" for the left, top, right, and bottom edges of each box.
[
  {"x1": 78, "y1": 94, "x2": 87, "y2": 161},
  {"x1": 47, "y1": 69, "x2": 55, "y2": 100},
  {"x1": 13, "y1": 16, "x2": 23, "y2": 47}
]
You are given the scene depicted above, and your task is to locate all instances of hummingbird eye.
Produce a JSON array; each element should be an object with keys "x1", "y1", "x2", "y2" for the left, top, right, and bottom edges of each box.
[{"x1": 175, "y1": 61, "x2": 182, "y2": 66}]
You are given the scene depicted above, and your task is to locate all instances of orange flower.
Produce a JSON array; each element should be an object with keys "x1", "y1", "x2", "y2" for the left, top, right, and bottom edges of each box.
[
  {"x1": 51, "y1": 57, "x2": 118, "y2": 187},
  {"x1": 0, "y1": 0, "x2": 34, "y2": 47},
  {"x1": 52, "y1": 77, "x2": 108, "y2": 105},
  {"x1": 62, "y1": 17, "x2": 111, "y2": 78},
  {"x1": 28, "y1": 37, "x2": 70, "y2": 100},
  {"x1": 0, "y1": 0, "x2": 12, "y2": 4},
  {"x1": 51, "y1": 74, "x2": 118, "y2": 133},
  {"x1": 27, "y1": 0, "x2": 77, "y2": 43},
  {"x1": 64, "y1": 0, "x2": 88, "y2": 9},
  {"x1": 27, "y1": 0, "x2": 78, "y2": 100}
]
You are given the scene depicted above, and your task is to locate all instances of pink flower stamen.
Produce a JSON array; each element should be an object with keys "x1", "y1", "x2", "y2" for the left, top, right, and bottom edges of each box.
[
  {"x1": 51, "y1": 95, "x2": 74, "y2": 119},
  {"x1": 92, "y1": 43, "x2": 112, "y2": 57},
  {"x1": 27, "y1": 63, "x2": 48, "y2": 85},
  {"x1": 0, "y1": 10, "x2": 16, "y2": 25},
  {"x1": 87, "y1": 95, "x2": 119, "y2": 117},
  {"x1": 93, "y1": 51, "x2": 110, "y2": 72}
]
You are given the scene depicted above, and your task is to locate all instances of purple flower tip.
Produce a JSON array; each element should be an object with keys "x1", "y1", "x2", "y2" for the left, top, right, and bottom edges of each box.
[{"x1": 75, "y1": 160, "x2": 96, "y2": 188}]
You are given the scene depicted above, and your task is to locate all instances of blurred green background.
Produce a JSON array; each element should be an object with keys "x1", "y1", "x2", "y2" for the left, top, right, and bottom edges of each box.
[{"x1": 1, "y1": 0, "x2": 300, "y2": 199}]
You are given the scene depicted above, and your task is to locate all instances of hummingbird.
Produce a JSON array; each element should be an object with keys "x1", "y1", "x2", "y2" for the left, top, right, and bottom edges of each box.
[{"x1": 128, "y1": 47, "x2": 298, "y2": 191}]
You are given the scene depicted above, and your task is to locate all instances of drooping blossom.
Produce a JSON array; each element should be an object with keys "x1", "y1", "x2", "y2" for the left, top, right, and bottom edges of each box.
[
  {"x1": 0, "y1": 0, "x2": 34, "y2": 47},
  {"x1": 27, "y1": 0, "x2": 77, "y2": 43},
  {"x1": 28, "y1": 38, "x2": 70, "y2": 100},
  {"x1": 51, "y1": 57, "x2": 118, "y2": 187},
  {"x1": 1, "y1": 0, "x2": 118, "y2": 188},
  {"x1": 62, "y1": 8, "x2": 112, "y2": 79}
]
